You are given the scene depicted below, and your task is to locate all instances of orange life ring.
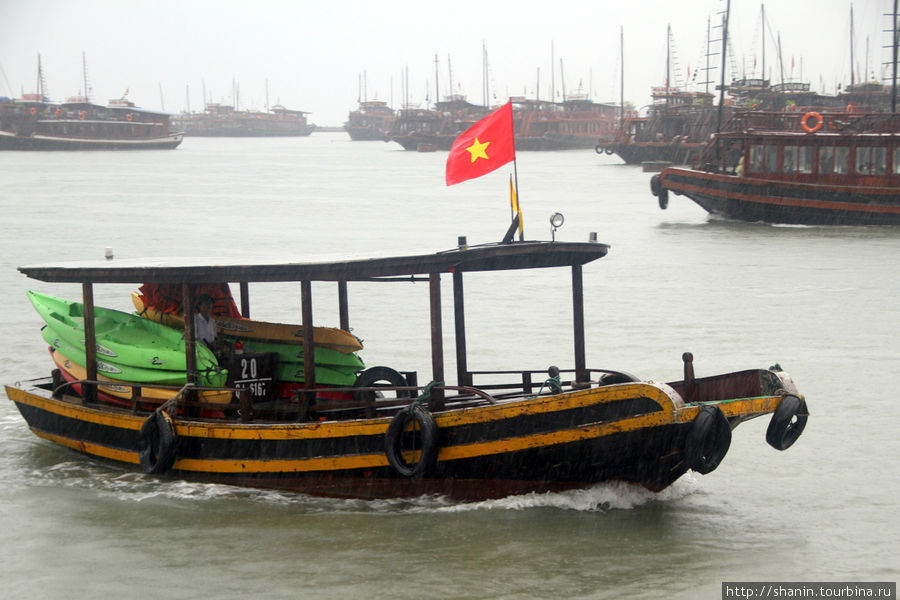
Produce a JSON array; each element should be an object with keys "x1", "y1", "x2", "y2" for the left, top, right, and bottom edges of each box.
[
  {"x1": 125, "y1": 113, "x2": 133, "y2": 121},
  {"x1": 78, "y1": 111, "x2": 86, "y2": 120},
  {"x1": 29, "y1": 107, "x2": 37, "y2": 115},
  {"x1": 800, "y1": 111, "x2": 823, "y2": 133}
]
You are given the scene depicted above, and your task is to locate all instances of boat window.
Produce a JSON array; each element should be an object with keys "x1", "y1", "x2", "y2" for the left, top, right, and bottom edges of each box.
[
  {"x1": 764, "y1": 144, "x2": 778, "y2": 173},
  {"x1": 856, "y1": 147, "x2": 886, "y2": 175},
  {"x1": 798, "y1": 146, "x2": 812, "y2": 173},
  {"x1": 784, "y1": 146, "x2": 811, "y2": 174},
  {"x1": 749, "y1": 144, "x2": 764, "y2": 172},
  {"x1": 834, "y1": 147, "x2": 849, "y2": 174},
  {"x1": 819, "y1": 146, "x2": 835, "y2": 174},
  {"x1": 895, "y1": 148, "x2": 900, "y2": 174},
  {"x1": 784, "y1": 146, "x2": 797, "y2": 173}
]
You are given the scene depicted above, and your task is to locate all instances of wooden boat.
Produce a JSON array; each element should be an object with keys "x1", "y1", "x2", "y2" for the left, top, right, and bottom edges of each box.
[
  {"x1": 344, "y1": 100, "x2": 395, "y2": 141},
  {"x1": 513, "y1": 95, "x2": 618, "y2": 151},
  {"x1": 5, "y1": 241, "x2": 808, "y2": 500},
  {"x1": 650, "y1": 110, "x2": 900, "y2": 226},
  {"x1": 174, "y1": 103, "x2": 315, "y2": 137},
  {"x1": 0, "y1": 96, "x2": 183, "y2": 150}
]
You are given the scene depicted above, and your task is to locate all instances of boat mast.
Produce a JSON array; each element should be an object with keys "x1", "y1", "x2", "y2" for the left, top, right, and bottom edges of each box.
[
  {"x1": 81, "y1": 51, "x2": 91, "y2": 102},
  {"x1": 851, "y1": 5, "x2": 856, "y2": 87},
  {"x1": 551, "y1": 41, "x2": 556, "y2": 102},
  {"x1": 715, "y1": 0, "x2": 731, "y2": 167},
  {"x1": 434, "y1": 55, "x2": 439, "y2": 107},
  {"x1": 893, "y1": 0, "x2": 898, "y2": 112},
  {"x1": 620, "y1": 26, "x2": 625, "y2": 123},
  {"x1": 666, "y1": 25, "x2": 671, "y2": 108},
  {"x1": 761, "y1": 4, "x2": 766, "y2": 81}
]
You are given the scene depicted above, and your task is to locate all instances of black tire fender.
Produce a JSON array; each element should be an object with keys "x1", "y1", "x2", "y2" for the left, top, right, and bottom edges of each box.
[
  {"x1": 766, "y1": 395, "x2": 808, "y2": 450},
  {"x1": 658, "y1": 188, "x2": 669, "y2": 210},
  {"x1": 604, "y1": 146, "x2": 614, "y2": 155},
  {"x1": 353, "y1": 366, "x2": 410, "y2": 402},
  {"x1": 650, "y1": 174, "x2": 661, "y2": 196},
  {"x1": 137, "y1": 410, "x2": 178, "y2": 474},
  {"x1": 384, "y1": 404, "x2": 439, "y2": 478},
  {"x1": 684, "y1": 405, "x2": 732, "y2": 474},
  {"x1": 595, "y1": 144, "x2": 604, "y2": 154}
]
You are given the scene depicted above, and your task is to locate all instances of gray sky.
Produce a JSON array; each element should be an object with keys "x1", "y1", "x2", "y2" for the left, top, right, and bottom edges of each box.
[{"x1": 0, "y1": 0, "x2": 891, "y2": 126}]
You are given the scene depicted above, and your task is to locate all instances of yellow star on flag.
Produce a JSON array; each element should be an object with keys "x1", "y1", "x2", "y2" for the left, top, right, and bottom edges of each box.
[{"x1": 465, "y1": 137, "x2": 490, "y2": 163}]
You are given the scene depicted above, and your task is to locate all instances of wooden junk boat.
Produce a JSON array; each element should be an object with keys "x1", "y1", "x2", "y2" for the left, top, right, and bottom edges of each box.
[
  {"x1": 0, "y1": 95, "x2": 183, "y2": 151},
  {"x1": 650, "y1": 110, "x2": 900, "y2": 226},
  {"x1": 5, "y1": 239, "x2": 808, "y2": 500}
]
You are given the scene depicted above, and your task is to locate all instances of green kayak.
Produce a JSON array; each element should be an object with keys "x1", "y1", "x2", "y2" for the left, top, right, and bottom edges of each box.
[
  {"x1": 227, "y1": 337, "x2": 366, "y2": 370},
  {"x1": 41, "y1": 327, "x2": 226, "y2": 386},
  {"x1": 29, "y1": 291, "x2": 224, "y2": 384},
  {"x1": 275, "y1": 363, "x2": 359, "y2": 387}
]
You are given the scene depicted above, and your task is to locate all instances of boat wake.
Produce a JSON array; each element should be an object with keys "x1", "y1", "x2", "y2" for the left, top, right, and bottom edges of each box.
[{"x1": 18, "y1": 461, "x2": 701, "y2": 513}]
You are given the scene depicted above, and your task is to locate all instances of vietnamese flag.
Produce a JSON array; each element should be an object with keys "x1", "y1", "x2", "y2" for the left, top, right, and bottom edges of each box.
[{"x1": 445, "y1": 101, "x2": 515, "y2": 186}]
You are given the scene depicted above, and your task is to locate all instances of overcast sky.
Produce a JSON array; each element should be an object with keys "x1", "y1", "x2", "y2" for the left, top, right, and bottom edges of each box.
[{"x1": 0, "y1": 0, "x2": 892, "y2": 125}]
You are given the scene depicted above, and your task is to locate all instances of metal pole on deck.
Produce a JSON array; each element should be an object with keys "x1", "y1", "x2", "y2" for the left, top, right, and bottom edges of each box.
[
  {"x1": 300, "y1": 281, "x2": 316, "y2": 403},
  {"x1": 452, "y1": 270, "x2": 469, "y2": 387},
  {"x1": 182, "y1": 284, "x2": 198, "y2": 386},
  {"x1": 81, "y1": 283, "x2": 97, "y2": 403},
  {"x1": 239, "y1": 282, "x2": 250, "y2": 318},
  {"x1": 429, "y1": 272, "x2": 445, "y2": 409},
  {"x1": 571, "y1": 265, "x2": 587, "y2": 385},
  {"x1": 338, "y1": 281, "x2": 350, "y2": 331}
]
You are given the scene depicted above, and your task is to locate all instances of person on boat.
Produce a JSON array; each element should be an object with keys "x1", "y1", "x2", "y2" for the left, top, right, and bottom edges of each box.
[{"x1": 194, "y1": 294, "x2": 220, "y2": 351}]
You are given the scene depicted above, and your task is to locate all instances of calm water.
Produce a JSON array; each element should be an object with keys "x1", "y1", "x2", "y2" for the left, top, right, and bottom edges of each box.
[{"x1": 0, "y1": 134, "x2": 897, "y2": 599}]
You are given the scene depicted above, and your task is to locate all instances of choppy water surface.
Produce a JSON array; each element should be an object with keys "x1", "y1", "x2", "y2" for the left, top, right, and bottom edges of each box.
[{"x1": 1, "y1": 135, "x2": 897, "y2": 599}]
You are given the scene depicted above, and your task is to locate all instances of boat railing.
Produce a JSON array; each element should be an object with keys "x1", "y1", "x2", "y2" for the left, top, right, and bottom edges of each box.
[
  {"x1": 46, "y1": 364, "x2": 645, "y2": 424},
  {"x1": 46, "y1": 371, "x2": 503, "y2": 423}
]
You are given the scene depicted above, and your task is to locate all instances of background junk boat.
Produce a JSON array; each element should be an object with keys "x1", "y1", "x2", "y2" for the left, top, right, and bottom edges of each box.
[
  {"x1": 174, "y1": 103, "x2": 315, "y2": 137},
  {"x1": 0, "y1": 95, "x2": 183, "y2": 150},
  {"x1": 650, "y1": 110, "x2": 900, "y2": 226},
  {"x1": 5, "y1": 240, "x2": 808, "y2": 500},
  {"x1": 344, "y1": 100, "x2": 396, "y2": 141}
]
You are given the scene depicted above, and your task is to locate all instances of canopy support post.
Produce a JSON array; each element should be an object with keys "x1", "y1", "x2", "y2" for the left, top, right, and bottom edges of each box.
[
  {"x1": 338, "y1": 281, "x2": 349, "y2": 331},
  {"x1": 81, "y1": 283, "x2": 97, "y2": 404},
  {"x1": 300, "y1": 281, "x2": 316, "y2": 409},
  {"x1": 452, "y1": 270, "x2": 469, "y2": 387},
  {"x1": 239, "y1": 282, "x2": 250, "y2": 318},
  {"x1": 572, "y1": 265, "x2": 588, "y2": 386},
  {"x1": 429, "y1": 272, "x2": 445, "y2": 410},
  {"x1": 182, "y1": 284, "x2": 198, "y2": 385}
]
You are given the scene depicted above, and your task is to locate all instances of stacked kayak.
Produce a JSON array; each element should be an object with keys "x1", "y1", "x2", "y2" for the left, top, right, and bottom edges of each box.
[
  {"x1": 28, "y1": 291, "x2": 227, "y2": 392},
  {"x1": 131, "y1": 291, "x2": 365, "y2": 387},
  {"x1": 131, "y1": 291, "x2": 363, "y2": 354}
]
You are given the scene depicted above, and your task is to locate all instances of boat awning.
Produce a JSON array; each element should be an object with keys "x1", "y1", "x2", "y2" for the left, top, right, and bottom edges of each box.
[{"x1": 18, "y1": 240, "x2": 610, "y2": 284}]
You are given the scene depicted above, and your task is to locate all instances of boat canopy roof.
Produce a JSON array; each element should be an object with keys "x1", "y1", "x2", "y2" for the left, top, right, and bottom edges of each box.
[{"x1": 19, "y1": 240, "x2": 609, "y2": 284}]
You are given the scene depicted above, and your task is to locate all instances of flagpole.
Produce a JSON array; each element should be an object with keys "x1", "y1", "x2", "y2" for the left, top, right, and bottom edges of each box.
[{"x1": 511, "y1": 105, "x2": 523, "y2": 241}]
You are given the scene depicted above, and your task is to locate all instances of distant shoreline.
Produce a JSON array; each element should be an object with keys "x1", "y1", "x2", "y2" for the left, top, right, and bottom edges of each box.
[{"x1": 312, "y1": 126, "x2": 346, "y2": 133}]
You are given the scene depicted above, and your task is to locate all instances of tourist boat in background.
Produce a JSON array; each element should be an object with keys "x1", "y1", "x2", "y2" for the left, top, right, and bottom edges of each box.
[
  {"x1": 0, "y1": 55, "x2": 183, "y2": 151},
  {"x1": 389, "y1": 93, "x2": 617, "y2": 152},
  {"x1": 175, "y1": 103, "x2": 315, "y2": 137},
  {"x1": 387, "y1": 95, "x2": 488, "y2": 150},
  {"x1": 0, "y1": 94, "x2": 183, "y2": 150},
  {"x1": 344, "y1": 100, "x2": 396, "y2": 141},
  {"x1": 513, "y1": 93, "x2": 618, "y2": 151},
  {"x1": 596, "y1": 87, "x2": 721, "y2": 165},
  {"x1": 650, "y1": 110, "x2": 900, "y2": 226},
  {"x1": 5, "y1": 237, "x2": 807, "y2": 500}
]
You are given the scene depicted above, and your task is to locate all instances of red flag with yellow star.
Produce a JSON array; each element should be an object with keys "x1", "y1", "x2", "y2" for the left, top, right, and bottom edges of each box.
[{"x1": 445, "y1": 102, "x2": 515, "y2": 186}]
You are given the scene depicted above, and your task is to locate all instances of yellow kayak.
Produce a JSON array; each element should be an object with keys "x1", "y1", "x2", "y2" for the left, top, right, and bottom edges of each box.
[
  {"x1": 131, "y1": 292, "x2": 363, "y2": 354},
  {"x1": 50, "y1": 347, "x2": 233, "y2": 405}
]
